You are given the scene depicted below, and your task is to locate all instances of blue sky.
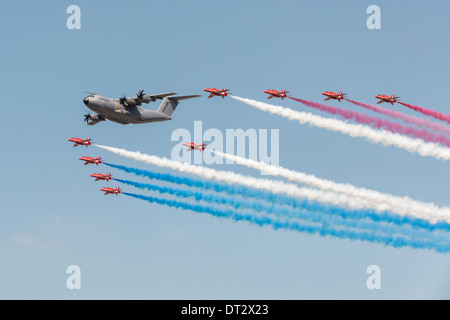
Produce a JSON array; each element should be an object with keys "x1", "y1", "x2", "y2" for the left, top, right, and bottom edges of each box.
[{"x1": 0, "y1": 1, "x2": 449, "y2": 299}]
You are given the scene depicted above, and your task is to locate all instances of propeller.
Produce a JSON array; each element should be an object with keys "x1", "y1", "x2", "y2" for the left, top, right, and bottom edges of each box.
[
  {"x1": 119, "y1": 94, "x2": 128, "y2": 106},
  {"x1": 84, "y1": 113, "x2": 92, "y2": 123},
  {"x1": 136, "y1": 89, "x2": 145, "y2": 99}
]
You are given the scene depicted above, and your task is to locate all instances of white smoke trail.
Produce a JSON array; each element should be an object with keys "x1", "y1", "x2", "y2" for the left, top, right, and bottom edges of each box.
[
  {"x1": 95, "y1": 144, "x2": 374, "y2": 212},
  {"x1": 231, "y1": 96, "x2": 450, "y2": 161},
  {"x1": 208, "y1": 150, "x2": 450, "y2": 223}
]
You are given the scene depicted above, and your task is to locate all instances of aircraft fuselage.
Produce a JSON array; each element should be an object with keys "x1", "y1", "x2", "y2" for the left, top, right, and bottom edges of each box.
[{"x1": 84, "y1": 94, "x2": 170, "y2": 125}]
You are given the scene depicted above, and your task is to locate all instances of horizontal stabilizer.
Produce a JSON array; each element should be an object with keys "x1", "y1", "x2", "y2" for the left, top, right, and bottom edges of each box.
[{"x1": 167, "y1": 95, "x2": 202, "y2": 101}]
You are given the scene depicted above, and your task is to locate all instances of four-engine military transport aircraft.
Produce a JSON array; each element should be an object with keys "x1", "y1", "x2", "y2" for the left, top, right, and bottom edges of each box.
[{"x1": 83, "y1": 89, "x2": 200, "y2": 125}]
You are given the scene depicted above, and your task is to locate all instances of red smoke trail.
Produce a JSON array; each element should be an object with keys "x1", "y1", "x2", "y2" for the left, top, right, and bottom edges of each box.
[
  {"x1": 346, "y1": 99, "x2": 450, "y2": 136},
  {"x1": 398, "y1": 102, "x2": 450, "y2": 125},
  {"x1": 289, "y1": 97, "x2": 450, "y2": 148}
]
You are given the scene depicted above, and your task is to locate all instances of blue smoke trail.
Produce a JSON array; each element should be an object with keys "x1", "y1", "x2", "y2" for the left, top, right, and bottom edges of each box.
[
  {"x1": 116, "y1": 178, "x2": 450, "y2": 245},
  {"x1": 105, "y1": 163, "x2": 290, "y2": 204},
  {"x1": 105, "y1": 163, "x2": 450, "y2": 232},
  {"x1": 122, "y1": 192, "x2": 450, "y2": 252}
]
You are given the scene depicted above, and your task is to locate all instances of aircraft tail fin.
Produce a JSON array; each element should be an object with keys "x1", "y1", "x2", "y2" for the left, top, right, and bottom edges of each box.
[{"x1": 156, "y1": 95, "x2": 201, "y2": 117}]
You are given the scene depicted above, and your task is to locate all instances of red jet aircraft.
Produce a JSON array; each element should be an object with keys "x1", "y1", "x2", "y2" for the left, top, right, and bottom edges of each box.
[
  {"x1": 375, "y1": 94, "x2": 400, "y2": 105},
  {"x1": 321, "y1": 91, "x2": 347, "y2": 102},
  {"x1": 264, "y1": 89, "x2": 289, "y2": 100},
  {"x1": 68, "y1": 137, "x2": 92, "y2": 147},
  {"x1": 99, "y1": 186, "x2": 121, "y2": 195},
  {"x1": 90, "y1": 172, "x2": 112, "y2": 181},
  {"x1": 182, "y1": 142, "x2": 207, "y2": 152},
  {"x1": 204, "y1": 87, "x2": 230, "y2": 98},
  {"x1": 79, "y1": 156, "x2": 102, "y2": 166}
]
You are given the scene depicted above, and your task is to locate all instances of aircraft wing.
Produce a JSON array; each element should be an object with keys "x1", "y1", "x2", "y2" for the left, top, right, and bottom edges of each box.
[{"x1": 141, "y1": 92, "x2": 177, "y2": 103}]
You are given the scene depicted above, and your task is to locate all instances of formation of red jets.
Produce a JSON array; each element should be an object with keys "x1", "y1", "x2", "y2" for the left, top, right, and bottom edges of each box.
[
  {"x1": 70, "y1": 137, "x2": 206, "y2": 197},
  {"x1": 77, "y1": 155, "x2": 119, "y2": 194},
  {"x1": 204, "y1": 87, "x2": 290, "y2": 100},
  {"x1": 203, "y1": 87, "x2": 401, "y2": 105},
  {"x1": 68, "y1": 139, "x2": 120, "y2": 195}
]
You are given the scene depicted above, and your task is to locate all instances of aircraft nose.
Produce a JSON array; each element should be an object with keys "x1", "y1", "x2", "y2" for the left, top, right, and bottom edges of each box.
[{"x1": 83, "y1": 97, "x2": 89, "y2": 105}]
